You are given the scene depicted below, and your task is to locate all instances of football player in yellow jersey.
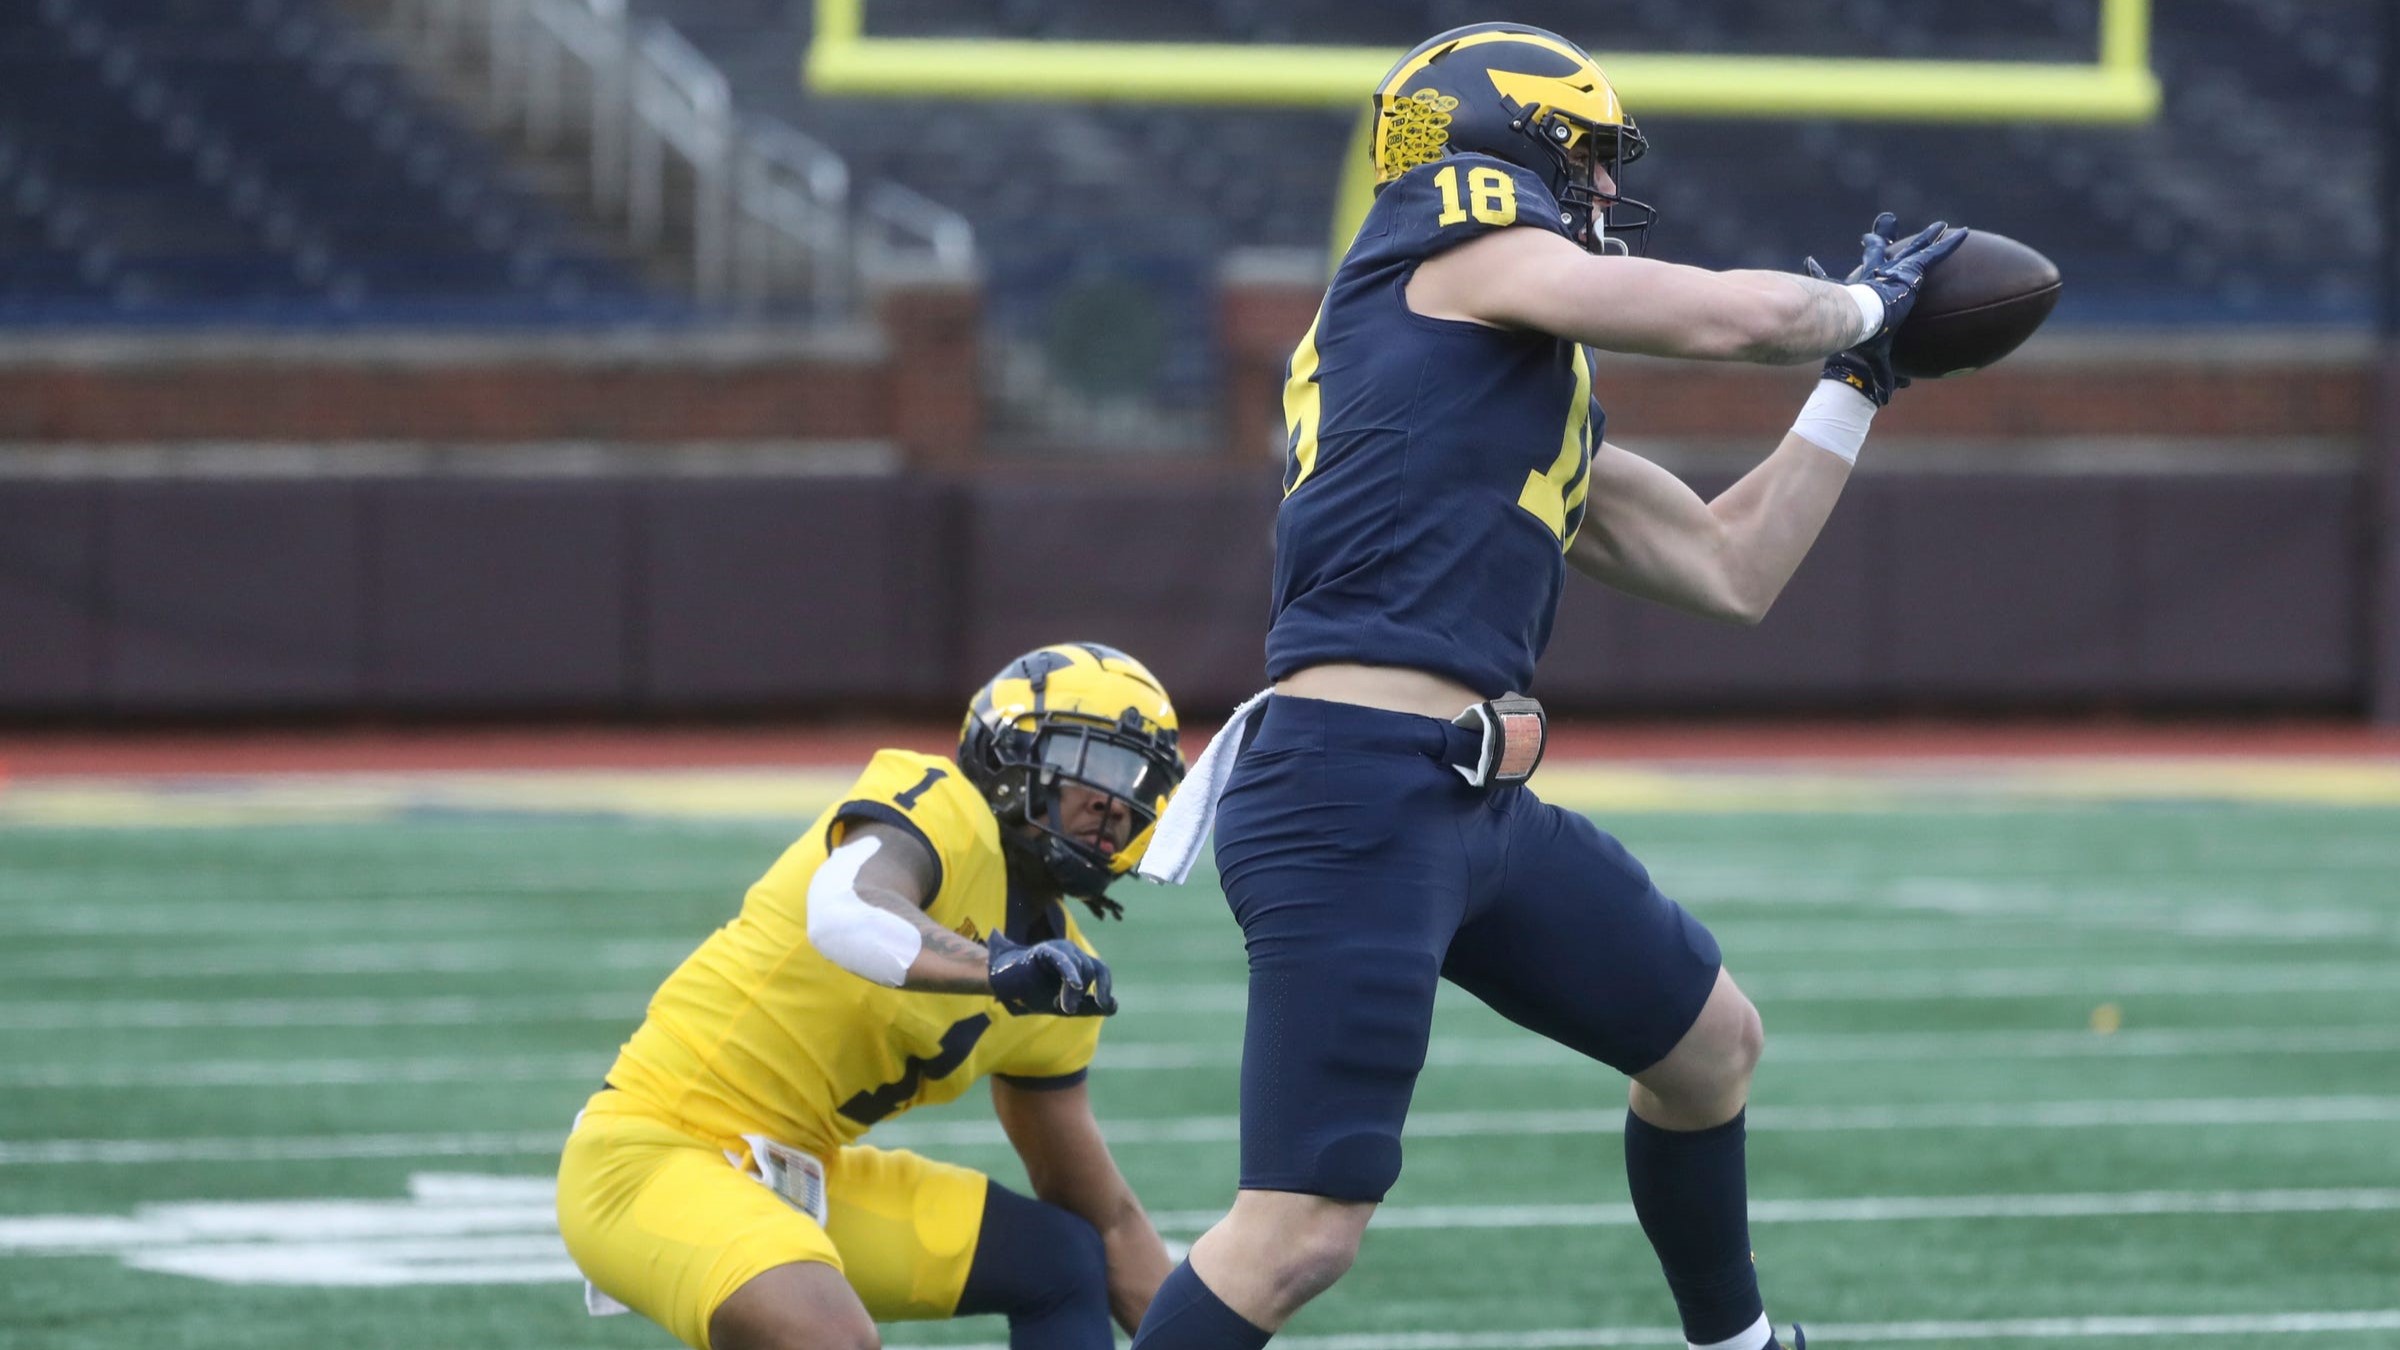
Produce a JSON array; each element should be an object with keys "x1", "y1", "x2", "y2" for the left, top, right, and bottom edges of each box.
[{"x1": 558, "y1": 643, "x2": 1189, "y2": 1350}]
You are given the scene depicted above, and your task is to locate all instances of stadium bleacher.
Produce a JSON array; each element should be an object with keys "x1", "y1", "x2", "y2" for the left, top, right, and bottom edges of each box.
[
  {"x1": 0, "y1": 0, "x2": 2376, "y2": 397},
  {"x1": 0, "y1": 0, "x2": 678, "y2": 324},
  {"x1": 609, "y1": 0, "x2": 2377, "y2": 411}
]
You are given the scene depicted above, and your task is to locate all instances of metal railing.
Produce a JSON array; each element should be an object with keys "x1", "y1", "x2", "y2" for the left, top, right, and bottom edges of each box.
[
  {"x1": 384, "y1": 0, "x2": 972, "y2": 314},
  {"x1": 625, "y1": 19, "x2": 732, "y2": 299}
]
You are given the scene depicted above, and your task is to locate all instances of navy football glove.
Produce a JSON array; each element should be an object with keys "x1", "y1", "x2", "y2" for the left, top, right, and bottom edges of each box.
[
  {"x1": 987, "y1": 931, "x2": 1118, "y2": 1017},
  {"x1": 1829, "y1": 211, "x2": 1967, "y2": 340},
  {"x1": 1805, "y1": 255, "x2": 1903, "y2": 408}
]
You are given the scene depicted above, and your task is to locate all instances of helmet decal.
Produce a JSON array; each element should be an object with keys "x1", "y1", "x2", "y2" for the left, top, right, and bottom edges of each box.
[
  {"x1": 1382, "y1": 89, "x2": 1460, "y2": 176},
  {"x1": 1485, "y1": 66, "x2": 1625, "y2": 144},
  {"x1": 1367, "y1": 23, "x2": 1656, "y2": 254}
]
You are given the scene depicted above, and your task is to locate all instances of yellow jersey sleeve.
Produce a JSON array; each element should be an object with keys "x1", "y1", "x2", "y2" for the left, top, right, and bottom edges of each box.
[{"x1": 824, "y1": 750, "x2": 996, "y2": 907}]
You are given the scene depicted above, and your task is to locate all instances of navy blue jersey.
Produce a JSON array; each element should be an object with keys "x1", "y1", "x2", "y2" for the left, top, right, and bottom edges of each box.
[{"x1": 1265, "y1": 153, "x2": 1603, "y2": 697}]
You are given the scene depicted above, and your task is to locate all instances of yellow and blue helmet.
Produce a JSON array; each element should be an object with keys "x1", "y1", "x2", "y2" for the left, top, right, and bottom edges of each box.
[
  {"x1": 1371, "y1": 22, "x2": 1655, "y2": 255},
  {"x1": 959, "y1": 643, "x2": 1185, "y2": 917}
]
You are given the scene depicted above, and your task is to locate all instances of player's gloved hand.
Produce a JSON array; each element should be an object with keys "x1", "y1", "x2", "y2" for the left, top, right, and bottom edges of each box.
[
  {"x1": 1827, "y1": 211, "x2": 1968, "y2": 340},
  {"x1": 1806, "y1": 255, "x2": 1905, "y2": 408},
  {"x1": 986, "y1": 931, "x2": 1118, "y2": 1017}
]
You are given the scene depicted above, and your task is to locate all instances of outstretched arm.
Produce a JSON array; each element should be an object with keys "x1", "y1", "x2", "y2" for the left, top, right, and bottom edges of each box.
[
  {"x1": 811, "y1": 821, "x2": 992, "y2": 994},
  {"x1": 1547, "y1": 213, "x2": 1948, "y2": 619},
  {"x1": 1567, "y1": 432, "x2": 1853, "y2": 626},
  {"x1": 809, "y1": 821, "x2": 1120, "y2": 1013},
  {"x1": 993, "y1": 1077, "x2": 1173, "y2": 1333},
  {"x1": 1409, "y1": 215, "x2": 1962, "y2": 367},
  {"x1": 1409, "y1": 226, "x2": 1874, "y2": 364}
]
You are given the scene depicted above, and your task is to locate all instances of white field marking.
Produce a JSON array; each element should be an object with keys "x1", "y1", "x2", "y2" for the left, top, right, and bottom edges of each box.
[
  {"x1": 0, "y1": 968, "x2": 2379, "y2": 1035},
  {"x1": 0, "y1": 905, "x2": 718, "y2": 940},
  {"x1": 1095, "y1": 1025, "x2": 2400, "y2": 1072},
  {"x1": 9, "y1": 1024, "x2": 2396, "y2": 1091},
  {"x1": 10, "y1": 960, "x2": 2396, "y2": 1030},
  {"x1": 0, "y1": 913, "x2": 2362, "y2": 991},
  {"x1": 0, "y1": 867, "x2": 750, "y2": 906},
  {"x1": 0, "y1": 993, "x2": 648, "y2": 1031},
  {"x1": 1289, "y1": 1312, "x2": 2400, "y2": 1348},
  {"x1": 8, "y1": 1174, "x2": 2398, "y2": 1292},
  {"x1": 0, "y1": 1054, "x2": 614, "y2": 1089},
  {"x1": 0, "y1": 1132, "x2": 570, "y2": 1166},
  {"x1": 1708, "y1": 893, "x2": 2400, "y2": 946},
  {"x1": 1120, "y1": 962, "x2": 2400, "y2": 1011},
  {"x1": 1740, "y1": 961, "x2": 2400, "y2": 1001},
  {"x1": 869, "y1": 1094, "x2": 2400, "y2": 1149},
  {"x1": 1875, "y1": 877, "x2": 2398, "y2": 938},
  {"x1": 1140, "y1": 1188, "x2": 2400, "y2": 1234},
  {"x1": 1695, "y1": 885, "x2": 2395, "y2": 946},
  {"x1": 993, "y1": 1311, "x2": 2400, "y2": 1350},
  {"x1": 0, "y1": 938, "x2": 693, "y2": 981},
  {"x1": 13, "y1": 1095, "x2": 2400, "y2": 1165}
]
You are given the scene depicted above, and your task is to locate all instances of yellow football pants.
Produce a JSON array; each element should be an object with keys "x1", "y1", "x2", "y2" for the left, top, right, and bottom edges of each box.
[{"x1": 556, "y1": 1091, "x2": 990, "y2": 1350}]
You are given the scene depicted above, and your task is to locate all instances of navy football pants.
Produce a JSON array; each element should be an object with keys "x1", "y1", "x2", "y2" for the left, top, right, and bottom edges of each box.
[{"x1": 1214, "y1": 695, "x2": 1722, "y2": 1202}]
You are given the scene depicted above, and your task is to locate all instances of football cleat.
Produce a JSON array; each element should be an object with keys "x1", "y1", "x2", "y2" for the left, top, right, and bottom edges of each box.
[
  {"x1": 959, "y1": 643, "x2": 1185, "y2": 917},
  {"x1": 1369, "y1": 23, "x2": 1657, "y2": 254}
]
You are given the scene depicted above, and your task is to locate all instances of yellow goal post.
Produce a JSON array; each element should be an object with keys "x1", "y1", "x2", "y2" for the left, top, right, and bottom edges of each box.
[
  {"x1": 805, "y1": 0, "x2": 2158, "y2": 122},
  {"x1": 804, "y1": 0, "x2": 2159, "y2": 262}
]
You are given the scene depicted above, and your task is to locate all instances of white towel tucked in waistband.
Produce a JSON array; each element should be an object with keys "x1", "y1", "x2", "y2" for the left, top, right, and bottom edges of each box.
[{"x1": 1136, "y1": 687, "x2": 1271, "y2": 885}]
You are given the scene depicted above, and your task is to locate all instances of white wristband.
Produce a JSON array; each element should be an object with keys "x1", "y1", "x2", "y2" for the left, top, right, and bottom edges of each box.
[
  {"x1": 1791, "y1": 380, "x2": 1877, "y2": 465},
  {"x1": 1844, "y1": 283, "x2": 1886, "y2": 339}
]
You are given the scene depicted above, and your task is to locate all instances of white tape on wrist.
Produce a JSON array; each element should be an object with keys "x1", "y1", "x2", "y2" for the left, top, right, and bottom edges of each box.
[
  {"x1": 806, "y1": 835, "x2": 924, "y2": 987},
  {"x1": 1844, "y1": 282, "x2": 1886, "y2": 339},
  {"x1": 1791, "y1": 380, "x2": 1878, "y2": 465}
]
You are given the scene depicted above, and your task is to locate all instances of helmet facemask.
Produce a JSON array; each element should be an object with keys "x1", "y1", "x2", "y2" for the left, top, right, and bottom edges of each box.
[
  {"x1": 958, "y1": 643, "x2": 1186, "y2": 920},
  {"x1": 1524, "y1": 108, "x2": 1656, "y2": 256},
  {"x1": 985, "y1": 712, "x2": 1181, "y2": 918}
]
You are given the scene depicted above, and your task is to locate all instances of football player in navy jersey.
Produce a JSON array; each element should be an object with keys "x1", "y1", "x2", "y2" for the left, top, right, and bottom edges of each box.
[{"x1": 1128, "y1": 23, "x2": 1964, "y2": 1350}]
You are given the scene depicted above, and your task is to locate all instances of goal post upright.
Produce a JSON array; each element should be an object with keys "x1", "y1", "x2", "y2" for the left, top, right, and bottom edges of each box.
[{"x1": 806, "y1": 0, "x2": 2159, "y2": 122}]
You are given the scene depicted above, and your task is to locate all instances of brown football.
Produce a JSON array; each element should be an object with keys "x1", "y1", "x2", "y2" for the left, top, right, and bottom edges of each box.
[{"x1": 1889, "y1": 230, "x2": 2062, "y2": 380}]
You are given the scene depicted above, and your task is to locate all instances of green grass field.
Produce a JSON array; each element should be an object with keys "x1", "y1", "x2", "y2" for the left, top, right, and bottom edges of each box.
[{"x1": 3, "y1": 762, "x2": 2398, "y2": 1348}]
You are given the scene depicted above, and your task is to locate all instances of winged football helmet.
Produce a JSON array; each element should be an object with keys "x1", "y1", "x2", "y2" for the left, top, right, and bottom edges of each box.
[
  {"x1": 959, "y1": 643, "x2": 1185, "y2": 918},
  {"x1": 1371, "y1": 22, "x2": 1656, "y2": 255}
]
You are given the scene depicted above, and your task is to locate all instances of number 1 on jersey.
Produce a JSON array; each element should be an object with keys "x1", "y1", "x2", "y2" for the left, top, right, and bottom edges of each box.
[{"x1": 1433, "y1": 165, "x2": 1518, "y2": 228}]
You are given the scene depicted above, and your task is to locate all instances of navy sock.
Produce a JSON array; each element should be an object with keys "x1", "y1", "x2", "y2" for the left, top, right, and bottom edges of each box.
[
  {"x1": 1623, "y1": 1108, "x2": 1768, "y2": 1347},
  {"x1": 1129, "y1": 1258, "x2": 1272, "y2": 1350}
]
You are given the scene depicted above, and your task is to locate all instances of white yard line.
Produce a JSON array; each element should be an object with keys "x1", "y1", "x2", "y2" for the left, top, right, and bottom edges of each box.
[
  {"x1": 0, "y1": 1055, "x2": 616, "y2": 1089},
  {"x1": 887, "y1": 1310, "x2": 2400, "y2": 1350},
  {"x1": 1144, "y1": 1188, "x2": 2400, "y2": 1234},
  {"x1": 0, "y1": 939, "x2": 693, "y2": 981},
  {"x1": 1098, "y1": 1025, "x2": 2400, "y2": 1071},
  {"x1": 0, "y1": 1132, "x2": 572, "y2": 1166},
  {"x1": 873, "y1": 1095, "x2": 2400, "y2": 1148},
  {"x1": 1217, "y1": 1310, "x2": 2400, "y2": 1349},
  {"x1": 6, "y1": 962, "x2": 2393, "y2": 1029},
  {"x1": 9, "y1": 1095, "x2": 2400, "y2": 1165},
  {"x1": 3, "y1": 923, "x2": 2363, "y2": 984},
  {"x1": 0, "y1": 994, "x2": 647, "y2": 1031},
  {"x1": 22, "y1": 1024, "x2": 2396, "y2": 1089},
  {"x1": 18, "y1": 1018, "x2": 2400, "y2": 1080},
  {"x1": 8, "y1": 1183, "x2": 2392, "y2": 1252}
]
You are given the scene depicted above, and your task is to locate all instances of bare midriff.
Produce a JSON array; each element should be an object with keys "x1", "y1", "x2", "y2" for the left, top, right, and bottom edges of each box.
[{"x1": 1271, "y1": 663, "x2": 1488, "y2": 722}]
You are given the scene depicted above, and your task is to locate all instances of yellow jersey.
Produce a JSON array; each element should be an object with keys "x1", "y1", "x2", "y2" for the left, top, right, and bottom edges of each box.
[{"x1": 604, "y1": 750, "x2": 1104, "y2": 1157}]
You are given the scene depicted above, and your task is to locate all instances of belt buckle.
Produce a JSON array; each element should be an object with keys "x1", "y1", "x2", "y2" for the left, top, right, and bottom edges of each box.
[{"x1": 1451, "y1": 693, "x2": 1547, "y2": 787}]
